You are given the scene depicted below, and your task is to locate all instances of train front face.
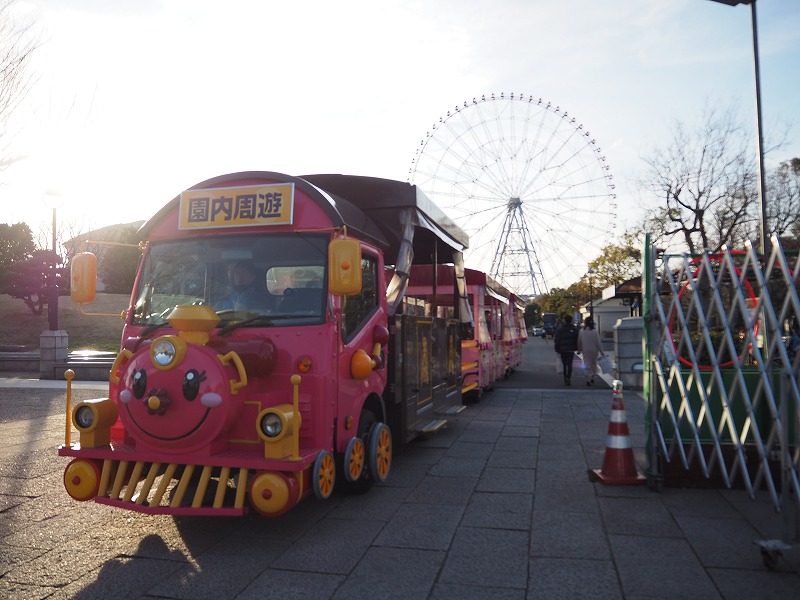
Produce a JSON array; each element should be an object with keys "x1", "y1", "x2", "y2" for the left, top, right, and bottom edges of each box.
[{"x1": 116, "y1": 330, "x2": 241, "y2": 455}]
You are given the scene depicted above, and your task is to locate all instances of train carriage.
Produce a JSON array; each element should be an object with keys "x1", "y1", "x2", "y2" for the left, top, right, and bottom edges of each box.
[{"x1": 402, "y1": 266, "x2": 525, "y2": 402}]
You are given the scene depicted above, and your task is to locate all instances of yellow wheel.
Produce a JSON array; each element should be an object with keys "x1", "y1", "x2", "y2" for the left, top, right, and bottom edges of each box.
[
  {"x1": 249, "y1": 471, "x2": 299, "y2": 517},
  {"x1": 344, "y1": 437, "x2": 365, "y2": 483},
  {"x1": 368, "y1": 422, "x2": 392, "y2": 483},
  {"x1": 313, "y1": 450, "x2": 335, "y2": 500},
  {"x1": 64, "y1": 458, "x2": 101, "y2": 501}
]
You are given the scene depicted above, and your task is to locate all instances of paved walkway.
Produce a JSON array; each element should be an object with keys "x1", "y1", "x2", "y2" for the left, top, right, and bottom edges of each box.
[{"x1": 1, "y1": 373, "x2": 799, "y2": 598}]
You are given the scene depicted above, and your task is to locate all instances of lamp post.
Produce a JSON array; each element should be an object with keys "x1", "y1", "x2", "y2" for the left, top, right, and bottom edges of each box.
[
  {"x1": 587, "y1": 268, "x2": 595, "y2": 319},
  {"x1": 40, "y1": 189, "x2": 68, "y2": 380},
  {"x1": 43, "y1": 190, "x2": 63, "y2": 331},
  {"x1": 707, "y1": 0, "x2": 768, "y2": 255}
]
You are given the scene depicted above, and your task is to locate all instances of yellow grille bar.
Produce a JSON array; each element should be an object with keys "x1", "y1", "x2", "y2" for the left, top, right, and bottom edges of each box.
[{"x1": 96, "y1": 459, "x2": 253, "y2": 513}]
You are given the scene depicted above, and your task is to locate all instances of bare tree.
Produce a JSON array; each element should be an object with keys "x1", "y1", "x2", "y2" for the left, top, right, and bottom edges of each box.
[
  {"x1": 641, "y1": 106, "x2": 758, "y2": 255},
  {"x1": 769, "y1": 158, "x2": 800, "y2": 248},
  {"x1": 0, "y1": 0, "x2": 39, "y2": 170}
]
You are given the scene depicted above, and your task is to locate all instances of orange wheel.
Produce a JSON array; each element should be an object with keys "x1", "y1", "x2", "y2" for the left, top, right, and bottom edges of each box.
[
  {"x1": 344, "y1": 436, "x2": 365, "y2": 482},
  {"x1": 313, "y1": 450, "x2": 335, "y2": 500},
  {"x1": 368, "y1": 422, "x2": 392, "y2": 483}
]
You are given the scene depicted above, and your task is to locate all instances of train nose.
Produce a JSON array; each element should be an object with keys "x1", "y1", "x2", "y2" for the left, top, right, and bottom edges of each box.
[{"x1": 146, "y1": 388, "x2": 171, "y2": 415}]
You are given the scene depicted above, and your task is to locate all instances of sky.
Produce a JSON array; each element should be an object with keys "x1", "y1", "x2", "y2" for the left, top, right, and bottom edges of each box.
[{"x1": 2, "y1": 0, "x2": 799, "y2": 291}]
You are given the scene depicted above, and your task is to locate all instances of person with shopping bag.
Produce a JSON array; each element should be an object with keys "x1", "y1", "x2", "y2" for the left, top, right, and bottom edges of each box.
[
  {"x1": 554, "y1": 314, "x2": 579, "y2": 386},
  {"x1": 578, "y1": 316, "x2": 606, "y2": 386}
]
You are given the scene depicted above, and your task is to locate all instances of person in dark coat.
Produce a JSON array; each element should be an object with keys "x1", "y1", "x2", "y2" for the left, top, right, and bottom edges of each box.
[{"x1": 554, "y1": 314, "x2": 579, "y2": 385}]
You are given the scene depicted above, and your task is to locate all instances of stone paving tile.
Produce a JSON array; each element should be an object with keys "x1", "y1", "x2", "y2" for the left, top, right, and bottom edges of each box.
[
  {"x1": 502, "y1": 424, "x2": 537, "y2": 437},
  {"x1": 237, "y1": 569, "x2": 345, "y2": 600},
  {"x1": 46, "y1": 555, "x2": 185, "y2": 600},
  {"x1": 487, "y1": 448, "x2": 537, "y2": 469},
  {"x1": 660, "y1": 488, "x2": 740, "y2": 519},
  {"x1": 147, "y1": 535, "x2": 292, "y2": 600},
  {"x1": 404, "y1": 474, "x2": 477, "y2": 506},
  {"x1": 457, "y1": 422, "x2": 504, "y2": 444},
  {"x1": 476, "y1": 466, "x2": 536, "y2": 493},
  {"x1": 599, "y1": 495, "x2": 684, "y2": 538},
  {"x1": 332, "y1": 546, "x2": 444, "y2": 599},
  {"x1": 430, "y1": 582, "x2": 526, "y2": 600},
  {"x1": 444, "y1": 439, "x2": 495, "y2": 459},
  {"x1": 675, "y1": 514, "x2": 766, "y2": 570},
  {"x1": 4, "y1": 543, "x2": 119, "y2": 588},
  {"x1": 530, "y1": 509, "x2": 611, "y2": 560},
  {"x1": 326, "y1": 482, "x2": 411, "y2": 521},
  {"x1": 529, "y1": 557, "x2": 623, "y2": 600},
  {"x1": 533, "y1": 480, "x2": 602, "y2": 514},
  {"x1": 462, "y1": 491, "x2": 533, "y2": 530},
  {"x1": 0, "y1": 579, "x2": 53, "y2": 600},
  {"x1": 609, "y1": 534, "x2": 722, "y2": 600},
  {"x1": 429, "y1": 456, "x2": 487, "y2": 478},
  {"x1": 707, "y1": 565, "x2": 800, "y2": 600},
  {"x1": 494, "y1": 434, "x2": 538, "y2": 454},
  {"x1": 373, "y1": 503, "x2": 463, "y2": 550},
  {"x1": 270, "y1": 517, "x2": 383, "y2": 574},
  {"x1": 439, "y1": 527, "x2": 529, "y2": 589},
  {"x1": 0, "y1": 542, "x2": 49, "y2": 579}
]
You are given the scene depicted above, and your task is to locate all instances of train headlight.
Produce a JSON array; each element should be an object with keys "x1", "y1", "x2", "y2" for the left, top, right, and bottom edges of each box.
[
  {"x1": 72, "y1": 398, "x2": 119, "y2": 448},
  {"x1": 152, "y1": 339, "x2": 177, "y2": 367},
  {"x1": 74, "y1": 405, "x2": 95, "y2": 429},
  {"x1": 260, "y1": 412, "x2": 284, "y2": 438},
  {"x1": 257, "y1": 404, "x2": 301, "y2": 459}
]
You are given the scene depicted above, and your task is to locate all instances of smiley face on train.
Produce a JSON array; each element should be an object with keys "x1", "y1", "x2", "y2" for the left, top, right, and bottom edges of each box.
[{"x1": 115, "y1": 336, "x2": 237, "y2": 454}]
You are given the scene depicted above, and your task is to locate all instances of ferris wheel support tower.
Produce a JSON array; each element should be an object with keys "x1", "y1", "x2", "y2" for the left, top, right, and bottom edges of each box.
[{"x1": 491, "y1": 197, "x2": 546, "y2": 297}]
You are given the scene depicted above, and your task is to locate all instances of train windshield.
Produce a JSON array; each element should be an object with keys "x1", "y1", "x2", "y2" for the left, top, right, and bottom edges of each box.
[{"x1": 131, "y1": 234, "x2": 328, "y2": 327}]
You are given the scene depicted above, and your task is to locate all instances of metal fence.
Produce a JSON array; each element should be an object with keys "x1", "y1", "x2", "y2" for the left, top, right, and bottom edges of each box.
[{"x1": 643, "y1": 235, "x2": 800, "y2": 554}]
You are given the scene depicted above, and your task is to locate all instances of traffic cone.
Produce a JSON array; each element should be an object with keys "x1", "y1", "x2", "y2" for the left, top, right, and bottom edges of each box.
[{"x1": 592, "y1": 380, "x2": 645, "y2": 485}]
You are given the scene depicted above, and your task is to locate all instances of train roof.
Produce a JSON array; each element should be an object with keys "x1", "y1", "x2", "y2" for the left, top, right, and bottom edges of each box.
[
  {"x1": 406, "y1": 265, "x2": 513, "y2": 299},
  {"x1": 301, "y1": 173, "x2": 468, "y2": 259},
  {"x1": 139, "y1": 171, "x2": 468, "y2": 262}
]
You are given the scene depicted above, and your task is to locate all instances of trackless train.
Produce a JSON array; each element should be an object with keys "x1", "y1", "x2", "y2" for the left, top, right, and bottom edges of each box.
[{"x1": 59, "y1": 171, "x2": 524, "y2": 517}]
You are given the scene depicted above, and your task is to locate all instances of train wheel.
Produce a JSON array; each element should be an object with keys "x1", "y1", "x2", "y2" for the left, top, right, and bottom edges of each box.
[
  {"x1": 312, "y1": 450, "x2": 336, "y2": 500},
  {"x1": 368, "y1": 422, "x2": 392, "y2": 484},
  {"x1": 343, "y1": 436, "x2": 365, "y2": 483},
  {"x1": 64, "y1": 458, "x2": 101, "y2": 501},
  {"x1": 337, "y1": 409, "x2": 378, "y2": 494}
]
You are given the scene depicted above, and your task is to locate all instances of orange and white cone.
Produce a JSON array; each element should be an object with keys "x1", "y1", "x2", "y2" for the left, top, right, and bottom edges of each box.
[{"x1": 593, "y1": 380, "x2": 645, "y2": 485}]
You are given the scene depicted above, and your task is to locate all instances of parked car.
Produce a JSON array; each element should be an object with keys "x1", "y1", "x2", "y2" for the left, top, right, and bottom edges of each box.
[{"x1": 532, "y1": 325, "x2": 545, "y2": 338}]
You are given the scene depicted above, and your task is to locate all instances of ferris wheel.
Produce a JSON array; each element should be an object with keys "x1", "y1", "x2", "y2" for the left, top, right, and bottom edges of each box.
[{"x1": 408, "y1": 92, "x2": 617, "y2": 298}]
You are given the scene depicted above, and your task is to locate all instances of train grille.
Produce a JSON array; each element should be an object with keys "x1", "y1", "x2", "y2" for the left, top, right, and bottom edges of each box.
[{"x1": 96, "y1": 459, "x2": 249, "y2": 516}]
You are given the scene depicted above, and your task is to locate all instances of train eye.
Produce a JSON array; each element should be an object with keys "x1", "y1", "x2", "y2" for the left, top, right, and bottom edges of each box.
[
  {"x1": 183, "y1": 369, "x2": 207, "y2": 401},
  {"x1": 132, "y1": 369, "x2": 147, "y2": 399}
]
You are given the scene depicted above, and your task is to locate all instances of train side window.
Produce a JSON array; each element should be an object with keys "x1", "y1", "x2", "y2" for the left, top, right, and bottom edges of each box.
[{"x1": 341, "y1": 254, "x2": 378, "y2": 343}]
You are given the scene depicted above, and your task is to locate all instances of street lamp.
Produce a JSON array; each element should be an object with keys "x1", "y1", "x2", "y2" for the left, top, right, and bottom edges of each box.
[
  {"x1": 587, "y1": 268, "x2": 595, "y2": 318},
  {"x1": 707, "y1": 0, "x2": 768, "y2": 255}
]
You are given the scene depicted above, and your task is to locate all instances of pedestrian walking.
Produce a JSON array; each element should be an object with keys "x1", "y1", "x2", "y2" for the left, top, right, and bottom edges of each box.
[
  {"x1": 578, "y1": 316, "x2": 605, "y2": 385},
  {"x1": 554, "y1": 314, "x2": 579, "y2": 385}
]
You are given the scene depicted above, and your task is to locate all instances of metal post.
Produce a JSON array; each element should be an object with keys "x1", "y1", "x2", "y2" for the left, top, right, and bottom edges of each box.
[
  {"x1": 706, "y1": 0, "x2": 767, "y2": 253},
  {"x1": 48, "y1": 206, "x2": 59, "y2": 331},
  {"x1": 749, "y1": 1, "x2": 768, "y2": 256}
]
